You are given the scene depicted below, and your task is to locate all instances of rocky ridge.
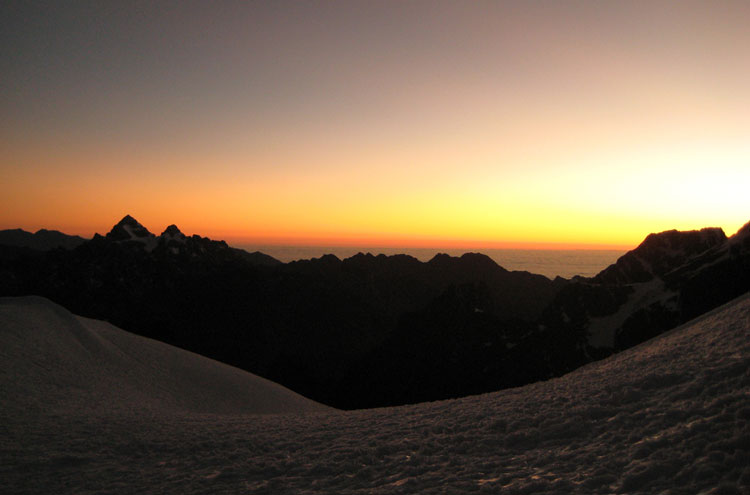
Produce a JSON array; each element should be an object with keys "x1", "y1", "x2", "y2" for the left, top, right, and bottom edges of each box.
[{"x1": 542, "y1": 223, "x2": 750, "y2": 358}]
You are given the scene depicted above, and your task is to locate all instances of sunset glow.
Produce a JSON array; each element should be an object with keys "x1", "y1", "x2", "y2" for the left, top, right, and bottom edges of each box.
[{"x1": 2, "y1": 1, "x2": 749, "y2": 248}]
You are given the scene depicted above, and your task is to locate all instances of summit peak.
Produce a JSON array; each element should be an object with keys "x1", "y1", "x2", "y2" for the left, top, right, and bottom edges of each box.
[
  {"x1": 732, "y1": 220, "x2": 750, "y2": 239},
  {"x1": 106, "y1": 215, "x2": 155, "y2": 242},
  {"x1": 730, "y1": 219, "x2": 750, "y2": 251},
  {"x1": 161, "y1": 224, "x2": 184, "y2": 237},
  {"x1": 160, "y1": 224, "x2": 187, "y2": 244},
  {"x1": 119, "y1": 214, "x2": 138, "y2": 224}
]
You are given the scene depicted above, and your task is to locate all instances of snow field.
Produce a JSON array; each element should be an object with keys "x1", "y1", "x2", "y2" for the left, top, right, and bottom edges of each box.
[
  {"x1": 0, "y1": 296, "x2": 331, "y2": 416},
  {"x1": 2, "y1": 294, "x2": 750, "y2": 494}
]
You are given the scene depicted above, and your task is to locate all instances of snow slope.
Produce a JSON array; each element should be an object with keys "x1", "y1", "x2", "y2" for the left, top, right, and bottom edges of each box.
[
  {"x1": 3, "y1": 294, "x2": 750, "y2": 494},
  {"x1": 0, "y1": 296, "x2": 330, "y2": 416}
]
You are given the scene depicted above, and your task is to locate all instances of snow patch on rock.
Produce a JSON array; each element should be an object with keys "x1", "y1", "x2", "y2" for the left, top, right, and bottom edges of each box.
[{"x1": 587, "y1": 279, "x2": 677, "y2": 348}]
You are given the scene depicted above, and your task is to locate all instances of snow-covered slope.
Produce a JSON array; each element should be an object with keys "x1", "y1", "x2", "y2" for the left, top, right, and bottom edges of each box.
[
  {"x1": 3, "y1": 293, "x2": 750, "y2": 494},
  {"x1": 0, "y1": 296, "x2": 330, "y2": 416}
]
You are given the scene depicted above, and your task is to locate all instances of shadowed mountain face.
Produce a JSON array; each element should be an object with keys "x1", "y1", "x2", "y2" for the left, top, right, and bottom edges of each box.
[
  {"x1": 541, "y1": 221, "x2": 750, "y2": 358},
  {"x1": 593, "y1": 227, "x2": 728, "y2": 284},
  {"x1": 1, "y1": 215, "x2": 749, "y2": 408}
]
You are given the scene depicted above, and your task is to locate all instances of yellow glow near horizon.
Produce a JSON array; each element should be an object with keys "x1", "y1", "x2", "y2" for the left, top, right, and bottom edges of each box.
[
  {"x1": 1, "y1": 2, "x2": 749, "y2": 248},
  {"x1": 2, "y1": 133, "x2": 749, "y2": 249}
]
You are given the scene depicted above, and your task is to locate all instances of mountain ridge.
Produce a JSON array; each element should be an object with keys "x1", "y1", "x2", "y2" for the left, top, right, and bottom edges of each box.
[
  {"x1": 541, "y1": 221, "x2": 750, "y2": 359},
  {"x1": 0, "y1": 228, "x2": 87, "y2": 251},
  {"x1": 1, "y1": 214, "x2": 748, "y2": 408}
]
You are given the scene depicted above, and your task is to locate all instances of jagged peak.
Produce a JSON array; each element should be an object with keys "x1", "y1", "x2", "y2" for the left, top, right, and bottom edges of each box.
[
  {"x1": 353, "y1": 252, "x2": 375, "y2": 259},
  {"x1": 106, "y1": 215, "x2": 155, "y2": 244},
  {"x1": 428, "y1": 252, "x2": 498, "y2": 265},
  {"x1": 728, "y1": 220, "x2": 750, "y2": 253},
  {"x1": 460, "y1": 252, "x2": 498, "y2": 265},
  {"x1": 594, "y1": 226, "x2": 729, "y2": 284},
  {"x1": 111, "y1": 214, "x2": 151, "y2": 232},
  {"x1": 116, "y1": 214, "x2": 140, "y2": 227},
  {"x1": 637, "y1": 227, "x2": 726, "y2": 253},
  {"x1": 731, "y1": 220, "x2": 750, "y2": 241},
  {"x1": 428, "y1": 253, "x2": 453, "y2": 264},
  {"x1": 160, "y1": 224, "x2": 185, "y2": 238}
]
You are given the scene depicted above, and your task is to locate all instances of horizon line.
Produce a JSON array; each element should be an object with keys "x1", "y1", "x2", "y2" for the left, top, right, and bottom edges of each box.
[
  {"x1": 8, "y1": 215, "x2": 745, "y2": 252},
  {"x1": 230, "y1": 238, "x2": 634, "y2": 252}
]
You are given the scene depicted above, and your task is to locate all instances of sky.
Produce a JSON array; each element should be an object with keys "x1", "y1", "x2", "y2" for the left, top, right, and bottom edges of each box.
[{"x1": 2, "y1": 0, "x2": 749, "y2": 249}]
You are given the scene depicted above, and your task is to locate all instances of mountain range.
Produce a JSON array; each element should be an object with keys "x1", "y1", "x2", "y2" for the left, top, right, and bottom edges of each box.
[{"x1": 1, "y1": 214, "x2": 748, "y2": 408}]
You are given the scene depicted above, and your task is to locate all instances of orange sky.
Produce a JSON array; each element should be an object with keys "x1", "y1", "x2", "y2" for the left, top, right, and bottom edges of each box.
[{"x1": 2, "y1": 1, "x2": 749, "y2": 249}]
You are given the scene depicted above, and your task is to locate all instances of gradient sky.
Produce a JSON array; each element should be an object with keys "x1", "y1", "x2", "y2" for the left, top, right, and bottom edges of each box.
[{"x1": 2, "y1": 1, "x2": 749, "y2": 248}]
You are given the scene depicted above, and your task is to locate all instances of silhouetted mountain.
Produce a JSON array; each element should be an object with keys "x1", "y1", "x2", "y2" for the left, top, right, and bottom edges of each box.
[
  {"x1": 733, "y1": 219, "x2": 750, "y2": 245},
  {"x1": 97, "y1": 215, "x2": 281, "y2": 266},
  {"x1": 0, "y1": 228, "x2": 86, "y2": 251},
  {"x1": 1, "y1": 215, "x2": 748, "y2": 409},
  {"x1": 261, "y1": 251, "x2": 567, "y2": 407},
  {"x1": 540, "y1": 223, "x2": 750, "y2": 365},
  {"x1": 106, "y1": 214, "x2": 156, "y2": 245},
  {"x1": 0, "y1": 215, "x2": 565, "y2": 408},
  {"x1": 593, "y1": 227, "x2": 727, "y2": 284},
  {"x1": 161, "y1": 224, "x2": 186, "y2": 240},
  {"x1": 357, "y1": 222, "x2": 750, "y2": 407}
]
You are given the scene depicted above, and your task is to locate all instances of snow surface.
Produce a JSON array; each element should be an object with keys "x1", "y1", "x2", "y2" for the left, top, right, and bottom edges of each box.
[
  {"x1": 3, "y1": 294, "x2": 750, "y2": 494},
  {"x1": 120, "y1": 222, "x2": 158, "y2": 251},
  {"x1": 0, "y1": 296, "x2": 330, "y2": 416}
]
